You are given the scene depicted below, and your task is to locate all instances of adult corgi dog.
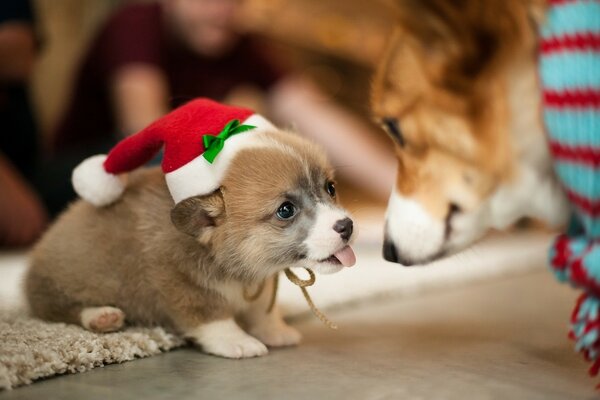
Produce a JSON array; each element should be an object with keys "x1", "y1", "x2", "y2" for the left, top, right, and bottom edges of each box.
[{"x1": 371, "y1": 0, "x2": 568, "y2": 265}]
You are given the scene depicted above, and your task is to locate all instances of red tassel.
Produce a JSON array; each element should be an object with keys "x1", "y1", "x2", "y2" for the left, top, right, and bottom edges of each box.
[
  {"x1": 590, "y1": 360, "x2": 600, "y2": 377},
  {"x1": 571, "y1": 293, "x2": 587, "y2": 323},
  {"x1": 551, "y1": 235, "x2": 571, "y2": 268}
]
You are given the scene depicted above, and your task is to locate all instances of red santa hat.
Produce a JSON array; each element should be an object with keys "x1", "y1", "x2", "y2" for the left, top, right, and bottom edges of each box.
[{"x1": 72, "y1": 98, "x2": 277, "y2": 206}]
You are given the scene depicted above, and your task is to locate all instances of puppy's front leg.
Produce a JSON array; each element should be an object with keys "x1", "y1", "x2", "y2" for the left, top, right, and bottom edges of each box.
[
  {"x1": 163, "y1": 283, "x2": 267, "y2": 359},
  {"x1": 186, "y1": 318, "x2": 268, "y2": 359},
  {"x1": 243, "y1": 276, "x2": 302, "y2": 347}
]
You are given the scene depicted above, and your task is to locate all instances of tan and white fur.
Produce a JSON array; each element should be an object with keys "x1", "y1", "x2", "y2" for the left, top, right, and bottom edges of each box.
[
  {"x1": 25, "y1": 130, "x2": 355, "y2": 358},
  {"x1": 371, "y1": 0, "x2": 568, "y2": 265}
]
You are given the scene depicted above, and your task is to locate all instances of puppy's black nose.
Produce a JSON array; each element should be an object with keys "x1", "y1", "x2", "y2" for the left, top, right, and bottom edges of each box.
[
  {"x1": 383, "y1": 239, "x2": 399, "y2": 263},
  {"x1": 333, "y1": 218, "x2": 353, "y2": 241}
]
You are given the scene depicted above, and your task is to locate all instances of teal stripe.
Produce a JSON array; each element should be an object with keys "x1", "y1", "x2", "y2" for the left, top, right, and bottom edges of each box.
[
  {"x1": 540, "y1": 53, "x2": 600, "y2": 90},
  {"x1": 545, "y1": 110, "x2": 600, "y2": 146},
  {"x1": 542, "y1": 2, "x2": 600, "y2": 37},
  {"x1": 584, "y1": 245, "x2": 600, "y2": 280},
  {"x1": 581, "y1": 216, "x2": 600, "y2": 237},
  {"x1": 555, "y1": 162, "x2": 600, "y2": 200}
]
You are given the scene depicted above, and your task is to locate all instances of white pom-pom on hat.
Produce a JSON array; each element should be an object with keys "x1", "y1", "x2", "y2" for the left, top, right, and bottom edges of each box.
[{"x1": 72, "y1": 155, "x2": 127, "y2": 207}]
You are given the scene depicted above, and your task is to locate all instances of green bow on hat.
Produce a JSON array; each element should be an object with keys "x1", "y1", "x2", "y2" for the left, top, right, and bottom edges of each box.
[{"x1": 202, "y1": 119, "x2": 256, "y2": 164}]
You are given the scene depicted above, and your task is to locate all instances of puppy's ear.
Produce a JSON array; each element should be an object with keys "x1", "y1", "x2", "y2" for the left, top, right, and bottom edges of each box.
[{"x1": 170, "y1": 190, "x2": 224, "y2": 239}]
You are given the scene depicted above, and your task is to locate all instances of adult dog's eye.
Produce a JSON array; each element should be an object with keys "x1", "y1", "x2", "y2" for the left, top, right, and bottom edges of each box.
[
  {"x1": 326, "y1": 181, "x2": 336, "y2": 198},
  {"x1": 382, "y1": 117, "x2": 405, "y2": 147},
  {"x1": 276, "y1": 201, "x2": 297, "y2": 220}
]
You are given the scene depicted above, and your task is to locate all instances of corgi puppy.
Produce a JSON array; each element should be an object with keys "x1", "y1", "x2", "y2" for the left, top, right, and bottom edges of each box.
[
  {"x1": 25, "y1": 129, "x2": 356, "y2": 359},
  {"x1": 371, "y1": 0, "x2": 568, "y2": 265}
]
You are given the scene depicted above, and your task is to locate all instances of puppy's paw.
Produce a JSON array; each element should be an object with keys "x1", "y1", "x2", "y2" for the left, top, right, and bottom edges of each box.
[
  {"x1": 189, "y1": 319, "x2": 268, "y2": 359},
  {"x1": 80, "y1": 306, "x2": 125, "y2": 333},
  {"x1": 250, "y1": 321, "x2": 302, "y2": 347},
  {"x1": 202, "y1": 334, "x2": 269, "y2": 359}
]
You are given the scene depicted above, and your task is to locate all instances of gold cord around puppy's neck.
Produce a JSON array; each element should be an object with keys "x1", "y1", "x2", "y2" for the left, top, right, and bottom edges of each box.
[
  {"x1": 242, "y1": 280, "x2": 265, "y2": 302},
  {"x1": 242, "y1": 275, "x2": 277, "y2": 313},
  {"x1": 283, "y1": 268, "x2": 338, "y2": 330},
  {"x1": 243, "y1": 268, "x2": 337, "y2": 330}
]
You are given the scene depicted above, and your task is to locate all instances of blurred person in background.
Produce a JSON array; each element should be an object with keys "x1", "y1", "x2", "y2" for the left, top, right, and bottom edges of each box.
[
  {"x1": 0, "y1": 0, "x2": 47, "y2": 247},
  {"x1": 49, "y1": 0, "x2": 395, "y2": 213}
]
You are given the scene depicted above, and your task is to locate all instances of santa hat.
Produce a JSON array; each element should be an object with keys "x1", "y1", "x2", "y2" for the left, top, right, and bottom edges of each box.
[{"x1": 72, "y1": 98, "x2": 276, "y2": 206}]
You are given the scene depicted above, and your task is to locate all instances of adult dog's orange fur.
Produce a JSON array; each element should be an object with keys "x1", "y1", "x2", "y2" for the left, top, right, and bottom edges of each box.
[{"x1": 372, "y1": 0, "x2": 568, "y2": 265}]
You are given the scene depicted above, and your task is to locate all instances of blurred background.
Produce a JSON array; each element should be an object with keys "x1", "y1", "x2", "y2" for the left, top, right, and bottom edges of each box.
[
  {"x1": 1, "y1": 0, "x2": 401, "y2": 248},
  {"x1": 33, "y1": 0, "x2": 396, "y2": 136}
]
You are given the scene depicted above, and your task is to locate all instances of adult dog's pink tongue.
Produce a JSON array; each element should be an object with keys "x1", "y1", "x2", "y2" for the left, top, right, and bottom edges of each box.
[{"x1": 334, "y1": 246, "x2": 356, "y2": 267}]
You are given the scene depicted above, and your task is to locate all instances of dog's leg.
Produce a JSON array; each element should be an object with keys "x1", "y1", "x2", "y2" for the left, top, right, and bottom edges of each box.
[
  {"x1": 80, "y1": 306, "x2": 125, "y2": 333},
  {"x1": 80, "y1": 306, "x2": 125, "y2": 332},
  {"x1": 243, "y1": 277, "x2": 302, "y2": 347},
  {"x1": 247, "y1": 305, "x2": 302, "y2": 348},
  {"x1": 158, "y1": 278, "x2": 267, "y2": 358},
  {"x1": 186, "y1": 318, "x2": 268, "y2": 359}
]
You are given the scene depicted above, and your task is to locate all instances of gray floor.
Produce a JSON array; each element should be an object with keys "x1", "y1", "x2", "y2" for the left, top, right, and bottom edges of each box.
[{"x1": 2, "y1": 270, "x2": 593, "y2": 399}]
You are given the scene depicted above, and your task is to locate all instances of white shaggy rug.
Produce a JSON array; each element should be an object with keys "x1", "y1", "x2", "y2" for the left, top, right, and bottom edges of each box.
[
  {"x1": 0, "y1": 308, "x2": 184, "y2": 390},
  {"x1": 0, "y1": 217, "x2": 554, "y2": 390}
]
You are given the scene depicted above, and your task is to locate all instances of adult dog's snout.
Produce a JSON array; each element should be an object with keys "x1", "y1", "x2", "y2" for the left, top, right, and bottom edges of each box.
[{"x1": 333, "y1": 217, "x2": 353, "y2": 241}]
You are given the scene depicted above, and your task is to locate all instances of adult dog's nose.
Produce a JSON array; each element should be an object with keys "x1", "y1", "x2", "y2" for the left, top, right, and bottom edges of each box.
[
  {"x1": 333, "y1": 218, "x2": 353, "y2": 241},
  {"x1": 382, "y1": 239, "x2": 399, "y2": 263},
  {"x1": 382, "y1": 239, "x2": 414, "y2": 266}
]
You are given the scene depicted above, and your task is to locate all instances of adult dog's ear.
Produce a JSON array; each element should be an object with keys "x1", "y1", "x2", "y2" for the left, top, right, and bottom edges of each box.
[
  {"x1": 392, "y1": 0, "x2": 527, "y2": 94},
  {"x1": 171, "y1": 190, "x2": 225, "y2": 242}
]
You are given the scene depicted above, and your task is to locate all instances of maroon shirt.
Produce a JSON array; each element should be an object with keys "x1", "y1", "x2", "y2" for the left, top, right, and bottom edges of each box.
[{"x1": 53, "y1": 2, "x2": 283, "y2": 151}]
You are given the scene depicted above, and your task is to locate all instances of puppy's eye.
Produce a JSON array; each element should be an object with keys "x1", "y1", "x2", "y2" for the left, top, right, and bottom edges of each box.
[
  {"x1": 381, "y1": 117, "x2": 405, "y2": 147},
  {"x1": 276, "y1": 201, "x2": 297, "y2": 220},
  {"x1": 326, "y1": 181, "x2": 336, "y2": 198}
]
